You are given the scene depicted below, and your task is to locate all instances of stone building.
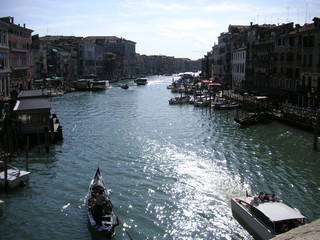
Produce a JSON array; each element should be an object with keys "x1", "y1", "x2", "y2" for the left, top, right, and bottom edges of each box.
[
  {"x1": 39, "y1": 35, "x2": 84, "y2": 81},
  {"x1": 213, "y1": 25, "x2": 249, "y2": 88},
  {"x1": 78, "y1": 42, "x2": 96, "y2": 77},
  {"x1": 0, "y1": 17, "x2": 33, "y2": 90},
  {"x1": 201, "y1": 50, "x2": 213, "y2": 80},
  {"x1": 85, "y1": 36, "x2": 136, "y2": 79},
  {"x1": 251, "y1": 22, "x2": 294, "y2": 99},
  {"x1": 204, "y1": 17, "x2": 320, "y2": 108},
  {"x1": 232, "y1": 47, "x2": 246, "y2": 90},
  {"x1": 0, "y1": 20, "x2": 10, "y2": 99}
]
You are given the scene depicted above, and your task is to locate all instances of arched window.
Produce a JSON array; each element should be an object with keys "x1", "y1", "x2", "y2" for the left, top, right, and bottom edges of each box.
[{"x1": 297, "y1": 51, "x2": 301, "y2": 61}]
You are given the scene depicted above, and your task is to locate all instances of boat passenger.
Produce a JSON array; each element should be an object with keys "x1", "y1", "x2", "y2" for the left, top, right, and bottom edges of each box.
[
  {"x1": 264, "y1": 193, "x2": 270, "y2": 202},
  {"x1": 271, "y1": 193, "x2": 280, "y2": 202},
  {"x1": 88, "y1": 193, "x2": 96, "y2": 208},
  {"x1": 250, "y1": 196, "x2": 261, "y2": 206},
  {"x1": 95, "y1": 189, "x2": 107, "y2": 226},
  {"x1": 258, "y1": 192, "x2": 265, "y2": 202}
]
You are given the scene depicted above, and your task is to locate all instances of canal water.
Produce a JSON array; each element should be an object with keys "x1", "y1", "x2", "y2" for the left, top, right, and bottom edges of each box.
[{"x1": 1, "y1": 75, "x2": 319, "y2": 240}]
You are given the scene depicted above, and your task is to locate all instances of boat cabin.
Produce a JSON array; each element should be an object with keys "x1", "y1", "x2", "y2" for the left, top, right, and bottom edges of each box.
[
  {"x1": 134, "y1": 77, "x2": 148, "y2": 85},
  {"x1": 252, "y1": 200, "x2": 305, "y2": 234},
  {"x1": 232, "y1": 196, "x2": 305, "y2": 239}
]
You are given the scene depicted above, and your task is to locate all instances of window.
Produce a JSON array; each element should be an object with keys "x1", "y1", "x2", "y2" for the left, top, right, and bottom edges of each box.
[
  {"x1": 303, "y1": 55, "x2": 307, "y2": 65},
  {"x1": 297, "y1": 51, "x2": 301, "y2": 61},
  {"x1": 309, "y1": 54, "x2": 313, "y2": 66},
  {"x1": 295, "y1": 68, "x2": 300, "y2": 78},
  {"x1": 289, "y1": 37, "x2": 294, "y2": 46}
]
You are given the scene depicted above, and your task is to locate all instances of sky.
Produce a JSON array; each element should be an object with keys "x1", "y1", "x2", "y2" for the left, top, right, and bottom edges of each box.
[{"x1": 1, "y1": 0, "x2": 320, "y2": 60}]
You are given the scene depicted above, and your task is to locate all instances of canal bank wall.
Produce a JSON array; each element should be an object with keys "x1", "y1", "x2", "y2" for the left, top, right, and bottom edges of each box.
[{"x1": 273, "y1": 219, "x2": 320, "y2": 240}]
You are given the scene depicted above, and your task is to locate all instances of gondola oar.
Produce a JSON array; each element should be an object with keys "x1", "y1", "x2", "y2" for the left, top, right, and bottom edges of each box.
[{"x1": 113, "y1": 210, "x2": 134, "y2": 240}]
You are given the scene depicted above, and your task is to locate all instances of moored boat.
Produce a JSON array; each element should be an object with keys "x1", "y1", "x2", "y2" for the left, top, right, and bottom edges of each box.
[
  {"x1": 87, "y1": 168, "x2": 119, "y2": 238},
  {"x1": 134, "y1": 77, "x2": 148, "y2": 85},
  {"x1": 231, "y1": 193, "x2": 305, "y2": 240},
  {"x1": 91, "y1": 80, "x2": 109, "y2": 91},
  {"x1": 213, "y1": 100, "x2": 240, "y2": 110},
  {"x1": 75, "y1": 79, "x2": 92, "y2": 91},
  {"x1": 0, "y1": 161, "x2": 30, "y2": 189},
  {"x1": 168, "y1": 95, "x2": 190, "y2": 105},
  {"x1": 234, "y1": 113, "x2": 266, "y2": 126}
]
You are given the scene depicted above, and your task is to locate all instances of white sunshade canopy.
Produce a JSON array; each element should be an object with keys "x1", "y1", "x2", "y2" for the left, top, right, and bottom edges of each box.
[{"x1": 255, "y1": 202, "x2": 305, "y2": 222}]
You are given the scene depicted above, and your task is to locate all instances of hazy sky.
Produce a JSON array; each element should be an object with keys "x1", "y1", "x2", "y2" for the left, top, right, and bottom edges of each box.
[{"x1": 1, "y1": 0, "x2": 319, "y2": 60}]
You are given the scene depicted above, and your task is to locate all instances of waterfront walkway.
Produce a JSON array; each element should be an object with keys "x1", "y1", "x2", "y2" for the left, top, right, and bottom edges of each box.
[{"x1": 223, "y1": 90, "x2": 320, "y2": 133}]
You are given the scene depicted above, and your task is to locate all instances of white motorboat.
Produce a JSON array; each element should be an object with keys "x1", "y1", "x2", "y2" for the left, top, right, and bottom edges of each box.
[
  {"x1": 168, "y1": 95, "x2": 190, "y2": 105},
  {"x1": 0, "y1": 161, "x2": 30, "y2": 189},
  {"x1": 91, "y1": 80, "x2": 109, "y2": 91},
  {"x1": 231, "y1": 194, "x2": 305, "y2": 240}
]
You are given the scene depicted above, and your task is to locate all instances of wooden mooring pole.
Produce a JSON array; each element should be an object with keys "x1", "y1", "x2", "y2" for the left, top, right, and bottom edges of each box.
[
  {"x1": 25, "y1": 136, "x2": 29, "y2": 172},
  {"x1": 313, "y1": 112, "x2": 319, "y2": 150}
]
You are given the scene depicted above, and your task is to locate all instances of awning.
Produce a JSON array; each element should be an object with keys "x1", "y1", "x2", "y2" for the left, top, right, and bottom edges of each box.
[
  {"x1": 209, "y1": 83, "x2": 221, "y2": 87},
  {"x1": 45, "y1": 76, "x2": 61, "y2": 81}
]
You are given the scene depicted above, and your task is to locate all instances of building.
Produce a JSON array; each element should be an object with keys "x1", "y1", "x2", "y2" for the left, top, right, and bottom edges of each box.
[
  {"x1": 0, "y1": 17, "x2": 33, "y2": 90},
  {"x1": 212, "y1": 25, "x2": 249, "y2": 88},
  {"x1": 78, "y1": 42, "x2": 96, "y2": 77},
  {"x1": 85, "y1": 36, "x2": 137, "y2": 79},
  {"x1": 204, "y1": 18, "x2": 320, "y2": 109},
  {"x1": 13, "y1": 89, "x2": 63, "y2": 142},
  {"x1": 0, "y1": 19, "x2": 10, "y2": 99},
  {"x1": 232, "y1": 47, "x2": 246, "y2": 90}
]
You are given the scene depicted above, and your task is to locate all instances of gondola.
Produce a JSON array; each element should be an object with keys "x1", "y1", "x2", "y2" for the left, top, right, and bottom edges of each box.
[
  {"x1": 87, "y1": 168, "x2": 119, "y2": 238},
  {"x1": 234, "y1": 113, "x2": 265, "y2": 126},
  {"x1": 120, "y1": 84, "x2": 129, "y2": 89}
]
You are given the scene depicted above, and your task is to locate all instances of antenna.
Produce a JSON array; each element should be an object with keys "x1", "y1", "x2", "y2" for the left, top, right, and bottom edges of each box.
[{"x1": 305, "y1": 1, "x2": 308, "y2": 23}]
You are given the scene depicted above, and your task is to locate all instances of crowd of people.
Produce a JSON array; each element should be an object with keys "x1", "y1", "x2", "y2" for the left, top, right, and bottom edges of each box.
[{"x1": 250, "y1": 191, "x2": 281, "y2": 205}]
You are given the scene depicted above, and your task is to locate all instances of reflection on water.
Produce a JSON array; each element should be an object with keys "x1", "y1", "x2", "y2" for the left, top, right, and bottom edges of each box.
[{"x1": 0, "y1": 76, "x2": 319, "y2": 240}]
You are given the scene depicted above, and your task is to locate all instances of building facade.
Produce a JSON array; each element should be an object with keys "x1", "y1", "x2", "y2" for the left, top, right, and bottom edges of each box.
[
  {"x1": 0, "y1": 20, "x2": 10, "y2": 98},
  {"x1": 0, "y1": 17, "x2": 33, "y2": 90},
  {"x1": 232, "y1": 47, "x2": 246, "y2": 90},
  {"x1": 204, "y1": 17, "x2": 320, "y2": 109}
]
